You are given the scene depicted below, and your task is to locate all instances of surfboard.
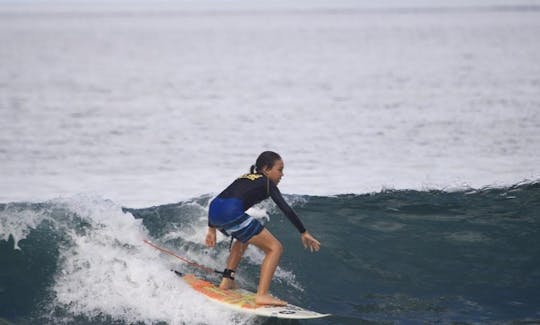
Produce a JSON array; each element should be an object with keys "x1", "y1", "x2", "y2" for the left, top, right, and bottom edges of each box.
[
  {"x1": 143, "y1": 240, "x2": 329, "y2": 319},
  {"x1": 179, "y1": 272, "x2": 330, "y2": 319}
]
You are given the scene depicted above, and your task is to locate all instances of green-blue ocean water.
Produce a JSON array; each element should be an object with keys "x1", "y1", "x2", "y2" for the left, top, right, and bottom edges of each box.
[{"x1": 1, "y1": 182, "x2": 539, "y2": 324}]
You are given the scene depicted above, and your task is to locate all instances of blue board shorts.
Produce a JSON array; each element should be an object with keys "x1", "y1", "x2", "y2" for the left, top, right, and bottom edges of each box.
[{"x1": 209, "y1": 198, "x2": 264, "y2": 243}]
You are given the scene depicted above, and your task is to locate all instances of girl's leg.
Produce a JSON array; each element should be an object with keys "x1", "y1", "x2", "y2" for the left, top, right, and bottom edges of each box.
[
  {"x1": 219, "y1": 239, "x2": 248, "y2": 290},
  {"x1": 248, "y1": 228, "x2": 287, "y2": 306}
]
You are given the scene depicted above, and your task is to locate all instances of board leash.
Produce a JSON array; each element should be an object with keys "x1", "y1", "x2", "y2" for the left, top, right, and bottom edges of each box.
[{"x1": 143, "y1": 239, "x2": 224, "y2": 276}]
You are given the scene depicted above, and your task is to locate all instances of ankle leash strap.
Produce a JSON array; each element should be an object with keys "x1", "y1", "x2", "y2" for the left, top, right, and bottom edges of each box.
[{"x1": 222, "y1": 268, "x2": 235, "y2": 280}]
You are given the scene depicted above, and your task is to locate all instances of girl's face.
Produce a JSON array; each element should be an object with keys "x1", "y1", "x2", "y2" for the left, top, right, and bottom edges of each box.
[{"x1": 263, "y1": 159, "x2": 284, "y2": 185}]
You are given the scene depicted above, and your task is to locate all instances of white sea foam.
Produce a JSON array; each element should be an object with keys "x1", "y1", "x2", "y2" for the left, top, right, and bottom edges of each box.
[
  {"x1": 46, "y1": 195, "x2": 254, "y2": 325},
  {"x1": 0, "y1": 194, "x2": 256, "y2": 324},
  {"x1": 0, "y1": 204, "x2": 48, "y2": 249},
  {"x1": 1, "y1": 0, "x2": 539, "y2": 209}
]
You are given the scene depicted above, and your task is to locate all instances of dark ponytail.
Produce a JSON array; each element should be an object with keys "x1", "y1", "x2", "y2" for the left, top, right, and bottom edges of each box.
[{"x1": 250, "y1": 151, "x2": 282, "y2": 174}]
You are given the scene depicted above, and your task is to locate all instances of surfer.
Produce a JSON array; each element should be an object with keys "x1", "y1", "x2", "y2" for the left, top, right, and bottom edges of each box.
[{"x1": 205, "y1": 151, "x2": 321, "y2": 306}]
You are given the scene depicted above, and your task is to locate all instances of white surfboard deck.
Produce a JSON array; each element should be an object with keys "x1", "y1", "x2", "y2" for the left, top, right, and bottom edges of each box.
[{"x1": 181, "y1": 273, "x2": 330, "y2": 319}]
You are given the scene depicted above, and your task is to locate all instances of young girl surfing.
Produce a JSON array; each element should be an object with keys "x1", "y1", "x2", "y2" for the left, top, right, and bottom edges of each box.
[{"x1": 205, "y1": 151, "x2": 321, "y2": 306}]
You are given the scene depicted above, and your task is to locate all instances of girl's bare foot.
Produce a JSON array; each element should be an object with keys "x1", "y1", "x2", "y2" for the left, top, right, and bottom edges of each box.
[
  {"x1": 255, "y1": 294, "x2": 287, "y2": 306},
  {"x1": 219, "y1": 278, "x2": 239, "y2": 290}
]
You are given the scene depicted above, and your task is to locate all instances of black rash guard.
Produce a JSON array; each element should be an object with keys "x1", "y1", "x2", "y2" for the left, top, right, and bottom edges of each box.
[{"x1": 216, "y1": 173, "x2": 306, "y2": 234}]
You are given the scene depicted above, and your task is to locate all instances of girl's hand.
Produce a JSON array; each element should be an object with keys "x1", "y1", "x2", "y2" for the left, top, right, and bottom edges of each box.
[
  {"x1": 301, "y1": 231, "x2": 321, "y2": 252},
  {"x1": 206, "y1": 227, "x2": 217, "y2": 247}
]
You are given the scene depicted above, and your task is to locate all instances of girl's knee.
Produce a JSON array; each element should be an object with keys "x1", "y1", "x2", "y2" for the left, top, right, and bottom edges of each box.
[{"x1": 270, "y1": 240, "x2": 283, "y2": 255}]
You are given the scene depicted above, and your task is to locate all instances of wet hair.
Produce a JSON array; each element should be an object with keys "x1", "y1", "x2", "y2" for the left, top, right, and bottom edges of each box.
[{"x1": 250, "y1": 151, "x2": 282, "y2": 174}]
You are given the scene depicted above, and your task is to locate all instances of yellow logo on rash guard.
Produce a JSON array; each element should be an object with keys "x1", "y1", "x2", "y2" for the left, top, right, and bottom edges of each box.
[{"x1": 239, "y1": 174, "x2": 262, "y2": 181}]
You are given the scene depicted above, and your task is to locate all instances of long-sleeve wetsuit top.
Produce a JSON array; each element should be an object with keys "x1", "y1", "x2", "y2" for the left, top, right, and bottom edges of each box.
[{"x1": 210, "y1": 173, "x2": 306, "y2": 233}]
